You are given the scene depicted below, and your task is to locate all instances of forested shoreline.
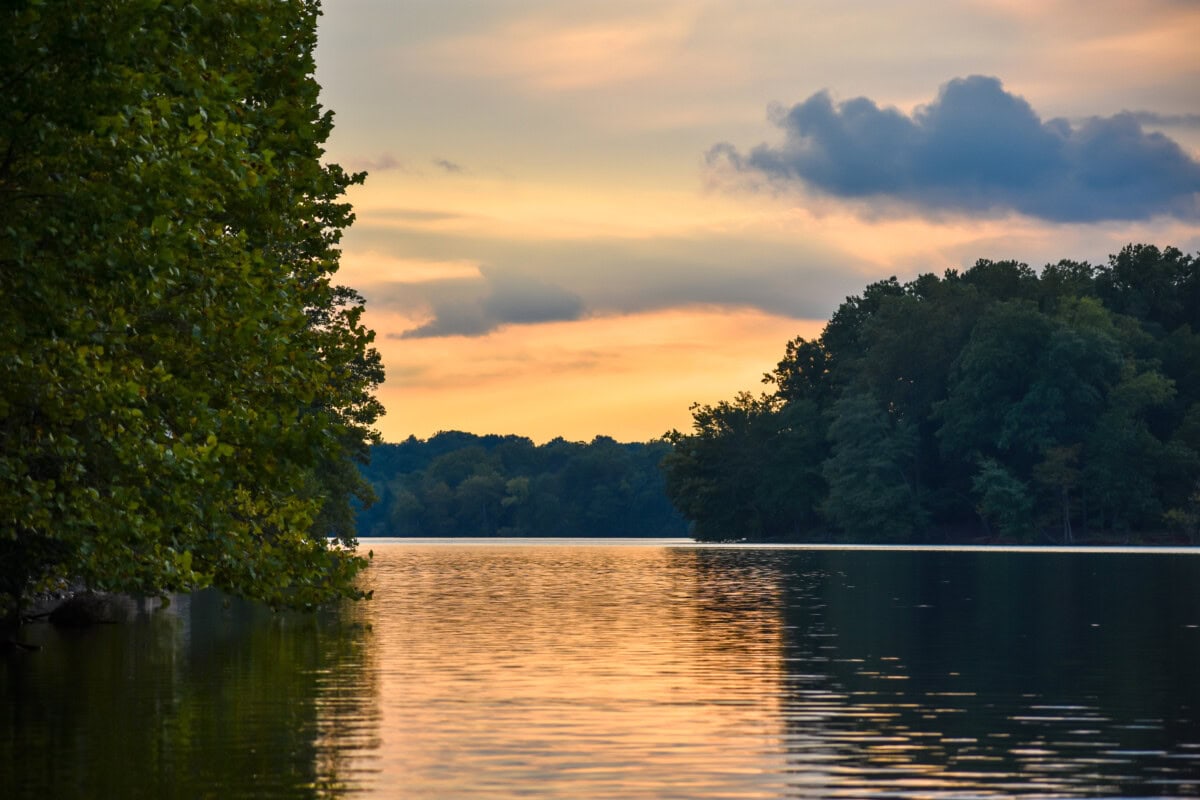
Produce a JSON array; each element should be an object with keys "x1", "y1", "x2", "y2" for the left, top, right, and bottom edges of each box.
[
  {"x1": 662, "y1": 244, "x2": 1200, "y2": 544},
  {"x1": 358, "y1": 433, "x2": 687, "y2": 537}
]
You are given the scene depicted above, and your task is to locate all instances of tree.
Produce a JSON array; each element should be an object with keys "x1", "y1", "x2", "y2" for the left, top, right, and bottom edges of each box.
[
  {"x1": 958, "y1": 258, "x2": 1040, "y2": 303},
  {"x1": 1083, "y1": 367, "x2": 1177, "y2": 531},
  {"x1": 972, "y1": 457, "x2": 1035, "y2": 539},
  {"x1": 662, "y1": 393, "x2": 787, "y2": 541},
  {"x1": 1038, "y1": 259, "x2": 1096, "y2": 313},
  {"x1": 819, "y1": 277, "x2": 905, "y2": 385},
  {"x1": 1032, "y1": 445, "x2": 1081, "y2": 543},
  {"x1": 1096, "y1": 244, "x2": 1197, "y2": 333},
  {"x1": 851, "y1": 276, "x2": 984, "y2": 517},
  {"x1": 822, "y1": 391, "x2": 924, "y2": 541},
  {"x1": 765, "y1": 336, "x2": 833, "y2": 407},
  {"x1": 1, "y1": 0, "x2": 382, "y2": 620},
  {"x1": 936, "y1": 301, "x2": 1058, "y2": 469}
]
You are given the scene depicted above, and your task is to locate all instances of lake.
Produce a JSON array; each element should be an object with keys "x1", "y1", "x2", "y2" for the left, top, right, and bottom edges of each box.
[{"x1": 3, "y1": 540, "x2": 1200, "y2": 798}]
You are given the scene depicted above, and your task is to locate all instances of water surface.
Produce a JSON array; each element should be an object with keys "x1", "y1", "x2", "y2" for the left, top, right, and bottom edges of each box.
[{"x1": 3, "y1": 541, "x2": 1199, "y2": 797}]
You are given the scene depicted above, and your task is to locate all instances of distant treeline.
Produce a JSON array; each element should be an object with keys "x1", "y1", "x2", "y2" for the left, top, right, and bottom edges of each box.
[
  {"x1": 357, "y1": 432, "x2": 687, "y2": 537},
  {"x1": 662, "y1": 244, "x2": 1200, "y2": 543}
]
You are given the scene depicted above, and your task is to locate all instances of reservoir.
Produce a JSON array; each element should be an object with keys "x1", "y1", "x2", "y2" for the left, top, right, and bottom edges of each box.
[{"x1": 3, "y1": 541, "x2": 1199, "y2": 797}]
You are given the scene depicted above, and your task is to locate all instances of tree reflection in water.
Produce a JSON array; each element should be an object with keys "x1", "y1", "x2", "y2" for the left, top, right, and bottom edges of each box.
[{"x1": 0, "y1": 587, "x2": 378, "y2": 800}]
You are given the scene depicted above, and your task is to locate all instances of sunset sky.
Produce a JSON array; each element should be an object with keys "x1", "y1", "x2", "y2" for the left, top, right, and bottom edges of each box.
[{"x1": 313, "y1": 0, "x2": 1200, "y2": 444}]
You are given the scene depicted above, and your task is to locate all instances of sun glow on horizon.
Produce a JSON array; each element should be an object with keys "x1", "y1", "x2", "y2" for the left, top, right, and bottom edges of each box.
[{"x1": 366, "y1": 307, "x2": 823, "y2": 444}]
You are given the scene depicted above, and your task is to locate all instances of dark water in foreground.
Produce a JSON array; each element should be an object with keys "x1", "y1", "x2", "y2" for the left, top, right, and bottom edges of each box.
[{"x1": 3, "y1": 541, "x2": 1200, "y2": 798}]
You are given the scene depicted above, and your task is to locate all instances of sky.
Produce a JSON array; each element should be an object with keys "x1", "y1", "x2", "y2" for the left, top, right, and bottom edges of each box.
[{"x1": 313, "y1": 0, "x2": 1200, "y2": 444}]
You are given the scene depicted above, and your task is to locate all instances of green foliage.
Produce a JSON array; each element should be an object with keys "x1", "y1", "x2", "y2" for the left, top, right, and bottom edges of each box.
[
  {"x1": 664, "y1": 244, "x2": 1200, "y2": 542},
  {"x1": 972, "y1": 458, "x2": 1034, "y2": 539},
  {"x1": 1, "y1": 0, "x2": 382, "y2": 611},
  {"x1": 765, "y1": 337, "x2": 833, "y2": 407},
  {"x1": 662, "y1": 393, "x2": 826, "y2": 541},
  {"x1": 1096, "y1": 244, "x2": 1200, "y2": 333},
  {"x1": 1164, "y1": 482, "x2": 1200, "y2": 544},
  {"x1": 822, "y1": 392, "x2": 924, "y2": 541},
  {"x1": 936, "y1": 301, "x2": 1061, "y2": 465},
  {"x1": 358, "y1": 433, "x2": 686, "y2": 538},
  {"x1": 1032, "y1": 445, "x2": 1082, "y2": 543}
]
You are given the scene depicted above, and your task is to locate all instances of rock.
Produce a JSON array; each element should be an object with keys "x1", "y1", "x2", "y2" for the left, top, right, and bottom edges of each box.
[{"x1": 48, "y1": 591, "x2": 126, "y2": 627}]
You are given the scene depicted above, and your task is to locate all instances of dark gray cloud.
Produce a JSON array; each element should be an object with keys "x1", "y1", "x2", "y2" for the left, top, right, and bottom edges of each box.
[
  {"x1": 389, "y1": 269, "x2": 585, "y2": 339},
  {"x1": 709, "y1": 76, "x2": 1200, "y2": 222},
  {"x1": 354, "y1": 225, "x2": 868, "y2": 338}
]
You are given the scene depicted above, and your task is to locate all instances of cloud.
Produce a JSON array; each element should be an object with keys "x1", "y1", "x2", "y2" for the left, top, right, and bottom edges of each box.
[
  {"x1": 336, "y1": 155, "x2": 469, "y2": 177},
  {"x1": 432, "y1": 158, "x2": 464, "y2": 173},
  {"x1": 348, "y1": 153, "x2": 409, "y2": 173},
  {"x1": 709, "y1": 75, "x2": 1200, "y2": 222},
  {"x1": 392, "y1": 269, "x2": 585, "y2": 339},
  {"x1": 353, "y1": 226, "x2": 870, "y2": 338}
]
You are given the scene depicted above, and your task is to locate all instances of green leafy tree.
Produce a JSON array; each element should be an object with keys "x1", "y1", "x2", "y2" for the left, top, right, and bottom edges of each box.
[
  {"x1": 936, "y1": 301, "x2": 1058, "y2": 469},
  {"x1": 1096, "y1": 244, "x2": 1198, "y2": 333},
  {"x1": 757, "y1": 399, "x2": 829, "y2": 536},
  {"x1": 1164, "y1": 481, "x2": 1200, "y2": 544},
  {"x1": 1038, "y1": 259, "x2": 1096, "y2": 313},
  {"x1": 852, "y1": 274, "x2": 986, "y2": 517},
  {"x1": 1084, "y1": 366, "x2": 1178, "y2": 531},
  {"x1": 1032, "y1": 445, "x2": 1082, "y2": 543},
  {"x1": 662, "y1": 393, "x2": 793, "y2": 541},
  {"x1": 958, "y1": 258, "x2": 1040, "y2": 303},
  {"x1": 819, "y1": 277, "x2": 905, "y2": 386},
  {"x1": 822, "y1": 391, "x2": 924, "y2": 540},
  {"x1": 765, "y1": 336, "x2": 833, "y2": 408},
  {"x1": 1, "y1": 0, "x2": 382, "y2": 620},
  {"x1": 972, "y1": 457, "x2": 1035, "y2": 539},
  {"x1": 452, "y1": 469, "x2": 505, "y2": 536},
  {"x1": 499, "y1": 476, "x2": 533, "y2": 535}
]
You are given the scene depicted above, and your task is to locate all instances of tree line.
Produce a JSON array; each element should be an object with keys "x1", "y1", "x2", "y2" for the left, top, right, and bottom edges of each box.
[
  {"x1": 357, "y1": 433, "x2": 687, "y2": 537},
  {"x1": 662, "y1": 245, "x2": 1200, "y2": 543}
]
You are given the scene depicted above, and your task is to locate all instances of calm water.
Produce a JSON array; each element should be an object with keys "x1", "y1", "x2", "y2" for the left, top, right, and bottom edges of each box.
[{"x1": 3, "y1": 541, "x2": 1200, "y2": 798}]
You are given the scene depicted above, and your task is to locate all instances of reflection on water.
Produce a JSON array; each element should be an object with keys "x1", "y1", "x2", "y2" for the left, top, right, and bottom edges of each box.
[
  {"x1": 368, "y1": 545, "x2": 794, "y2": 798},
  {"x1": 767, "y1": 549, "x2": 1200, "y2": 797},
  {"x1": 3, "y1": 542, "x2": 1200, "y2": 798},
  {"x1": 1, "y1": 589, "x2": 377, "y2": 799}
]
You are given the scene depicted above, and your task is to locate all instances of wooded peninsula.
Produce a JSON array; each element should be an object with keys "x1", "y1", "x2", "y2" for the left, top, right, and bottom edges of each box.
[{"x1": 663, "y1": 244, "x2": 1200, "y2": 543}]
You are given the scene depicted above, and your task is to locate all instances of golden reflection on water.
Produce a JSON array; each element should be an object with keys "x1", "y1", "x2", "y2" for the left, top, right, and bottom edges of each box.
[
  {"x1": 355, "y1": 545, "x2": 790, "y2": 799},
  {"x1": 308, "y1": 543, "x2": 1200, "y2": 799}
]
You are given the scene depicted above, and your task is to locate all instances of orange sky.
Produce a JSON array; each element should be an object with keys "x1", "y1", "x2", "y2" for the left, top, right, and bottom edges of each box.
[
  {"x1": 368, "y1": 307, "x2": 824, "y2": 443},
  {"x1": 315, "y1": 0, "x2": 1200, "y2": 443}
]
